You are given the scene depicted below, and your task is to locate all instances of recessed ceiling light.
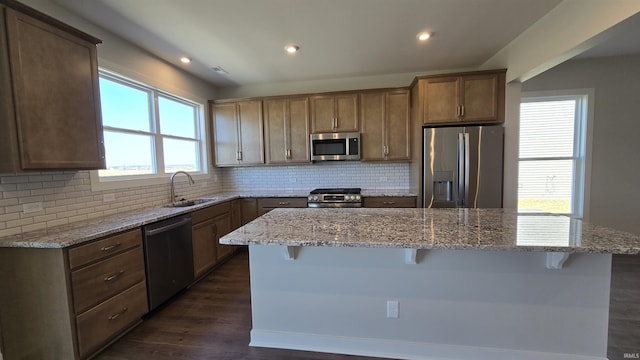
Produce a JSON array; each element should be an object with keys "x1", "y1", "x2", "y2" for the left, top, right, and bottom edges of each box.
[
  {"x1": 417, "y1": 32, "x2": 431, "y2": 41},
  {"x1": 180, "y1": 57, "x2": 192, "y2": 64},
  {"x1": 285, "y1": 44, "x2": 300, "y2": 54}
]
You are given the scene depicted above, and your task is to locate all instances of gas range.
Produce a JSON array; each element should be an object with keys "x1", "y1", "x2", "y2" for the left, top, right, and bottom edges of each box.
[{"x1": 307, "y1": 188, "x2": 362, "y2": 208}]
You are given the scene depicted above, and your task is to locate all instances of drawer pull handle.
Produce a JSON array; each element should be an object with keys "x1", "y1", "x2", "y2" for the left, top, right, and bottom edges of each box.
[
  {"x1": 101, "y1": 243, "x2": 122, "y2": 252},
  {"x1": 383, "y1": 201, "x2": 396, "y2": 205},
  {"x1": 104, "y1": 270, "x2": 125, "y2": 282},
  {"x1": 278, "y1": 202, "x2": 289, "y2": 206},
  {"x1": 108, "y1": 307, "x2": 128, "y2": 321}
]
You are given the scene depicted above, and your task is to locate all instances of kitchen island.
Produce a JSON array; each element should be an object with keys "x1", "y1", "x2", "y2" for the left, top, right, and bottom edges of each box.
[{"x1": 220, "y1": 208, "x2": 640, "y2": 360}]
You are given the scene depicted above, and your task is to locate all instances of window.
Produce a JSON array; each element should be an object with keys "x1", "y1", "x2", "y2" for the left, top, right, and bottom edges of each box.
[
  {"x1": 518, "y1": 92, "x2": 591, "y2": 218},
  {"x1": 97, "y1": 72, "x2": 205, "y2": 181}
]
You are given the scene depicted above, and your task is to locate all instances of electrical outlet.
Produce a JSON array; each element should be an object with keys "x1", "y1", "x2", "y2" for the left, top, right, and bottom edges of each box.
[
  {"x1": 23, "y1": 202, "x2": 43, "y2": 214},
  {"x1": 103, "y1": 193, "x2": 116, "y2": 202},
  {"x1": 387, "y1": 300, "x2": 399, "y2": 318}
]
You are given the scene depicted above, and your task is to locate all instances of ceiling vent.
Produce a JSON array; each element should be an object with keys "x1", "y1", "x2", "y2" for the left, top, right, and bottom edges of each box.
[{"x1": 211, "y1": 66, "x2": 229, "y2": 75}]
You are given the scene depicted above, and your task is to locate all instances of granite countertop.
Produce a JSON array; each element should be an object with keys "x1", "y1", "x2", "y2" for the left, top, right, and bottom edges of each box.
[
  {"x1": 0, "y1": 190, "x2": 416, "y2": 249},
  {"x1": 220, "y1": 208, "x2": 640, "y2": 254}
]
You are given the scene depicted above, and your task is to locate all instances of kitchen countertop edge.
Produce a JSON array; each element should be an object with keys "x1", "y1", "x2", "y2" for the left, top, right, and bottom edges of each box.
[{"x1": 0, "y1": 191, "x2": 418, "y2": 249}]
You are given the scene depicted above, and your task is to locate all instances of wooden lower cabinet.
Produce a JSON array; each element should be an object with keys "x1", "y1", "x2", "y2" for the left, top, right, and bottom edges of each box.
[
  {"x1": 70, "y1": 229, "x2": 148, "y2": 359},
  {"x1": 76, "y1": 281, "x2": 148, "y2": 357},
  {"x1": 0, "y1": 229, "x2": 148, "y2": 360},
  {"x1": 363, "y1": 196, "x2": 417, "y2": 208},
  {"x1": 257, "y1": 197, "x2": 307, "y2": 216},
  {"x1": 240, "y1": 198, "x2": 259, "y2": 225},
  {"x1": 191, "y1": 201, "x2": 236, "y2": 279}
]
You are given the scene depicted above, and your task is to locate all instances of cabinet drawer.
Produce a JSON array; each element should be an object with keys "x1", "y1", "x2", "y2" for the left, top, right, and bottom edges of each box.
[
  {"x1": 363, "y1": 196, "x2": 416, "y2": 208},
  {"x1": 76, "y1": 281, "x2": 148, "y2": 358},
  {"x1": 258, "y1": 197, "x2": 307, "y2": 208},
  {"x1": 71, "y1": 246, "x2": 145, "y2": 313},
  {"x1": 68, "y1": 229, "x2": 142, "y2": 270},
  {"x1": 191, "y1": 201, "x2": 231, "y2": 224}
]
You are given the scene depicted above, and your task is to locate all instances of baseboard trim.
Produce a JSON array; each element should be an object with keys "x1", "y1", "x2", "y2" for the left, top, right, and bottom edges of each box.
[{"x1": 249, "y1": 329, "x2": 607, "y2": 360}]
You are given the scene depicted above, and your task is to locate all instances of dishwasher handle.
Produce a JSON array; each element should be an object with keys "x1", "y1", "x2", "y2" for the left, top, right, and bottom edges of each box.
[{"x1": 145, "y1": 216, "x2": 192, "y2": 237}]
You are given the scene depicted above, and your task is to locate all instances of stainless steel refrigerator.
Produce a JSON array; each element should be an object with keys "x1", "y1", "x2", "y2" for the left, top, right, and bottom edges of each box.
[{"x1": 422, "y1": 125, "x2": 504, "y2": 208}]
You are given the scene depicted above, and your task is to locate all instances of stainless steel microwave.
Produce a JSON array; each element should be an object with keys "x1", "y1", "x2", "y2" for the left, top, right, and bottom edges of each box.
[{"x1": 310, "y1": 132, "x2": 360, "y2": 161}]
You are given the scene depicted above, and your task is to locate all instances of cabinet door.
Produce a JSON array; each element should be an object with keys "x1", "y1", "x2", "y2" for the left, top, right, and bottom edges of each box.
[
  {"x1": 240, "y1": 198, "x2": 258, "y2": 225},
  {"x1": 359, "y1": 91, "x2": 385, "y2": 161},
  {"x1": 386, "y1": 90, "x2": 410, "y2": 160},
  {"x1": 335, "y1": 94, "x2": 358, "y2": 132},
  {"x1": 214, "y1": 213, "x2": 234, "y2": 261},
  {"x1": 237, "y1": 100, "x2": 264, "y2": 165},
  {"x1": 264, "y1": 99, "x2": 287, "y2": 164},
  {"x1": 5, "y1": 9, "x2": 104, "y2": 169},
  {"x1": 288, "y1": 97, "x2": 310, "y2": 162},
  {"x1": 423, "y1": 77, "x2": 459, "y2": 124},
  {"x1": 192, "y1": 219, "x2": 217, "y2": 278},
  {"x1": 212, "y1": 103, "x2": 239, "y2": 166},
  {"x1": 231, "y1": 199, "x2": 242, "y2": 230},
  {"x1": 310, "y1": 95, "x2": 335, "y2": 133},
  {"x1": 460, "y1": 74, "x2": 499, "y2": 123}
]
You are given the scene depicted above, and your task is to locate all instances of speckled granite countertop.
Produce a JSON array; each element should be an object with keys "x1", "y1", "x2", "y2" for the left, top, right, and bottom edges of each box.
[
  {"x1": 220, "y1": 208, "x2": 640, "y2": 254},
  {"x1": 0, "y1": 190, "x2": 416, "y2": 249}
]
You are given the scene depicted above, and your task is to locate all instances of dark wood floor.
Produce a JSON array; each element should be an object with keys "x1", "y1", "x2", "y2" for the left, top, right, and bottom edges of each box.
[
  {"x1": 97, "y1": 250, "x2": 640, "y2": 360},
  {"x1": 608, "y1": 254, "x2": 640, "y2": 360}
]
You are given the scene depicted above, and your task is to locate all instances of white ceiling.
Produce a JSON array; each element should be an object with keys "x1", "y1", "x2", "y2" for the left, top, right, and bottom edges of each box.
[{"x1": 50, "y1": 0, "x2": 638, "y2": 89}]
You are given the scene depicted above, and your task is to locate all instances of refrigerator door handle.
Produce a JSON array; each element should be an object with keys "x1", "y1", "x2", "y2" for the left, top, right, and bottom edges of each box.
[
  {"x1": 457, "y1": 133, "x2": 465, "y2": 207},
  {"x1": 464, "y1": 132, "x2": 471, "y2": 208}
]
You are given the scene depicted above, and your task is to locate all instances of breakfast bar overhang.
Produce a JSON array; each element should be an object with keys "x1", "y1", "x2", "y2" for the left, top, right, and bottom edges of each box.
[{"x1": 220, "y1": 208, "x2": 640, "y2": 360}]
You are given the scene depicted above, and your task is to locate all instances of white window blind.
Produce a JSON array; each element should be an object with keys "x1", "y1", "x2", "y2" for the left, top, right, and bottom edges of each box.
[{"x1": 518, "y1": 96, "x2": 587, "y2": 217}]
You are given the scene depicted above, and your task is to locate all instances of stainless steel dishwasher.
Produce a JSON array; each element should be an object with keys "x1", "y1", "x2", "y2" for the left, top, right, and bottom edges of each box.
[{"x1": 143, "y1": 214, "x2": 194, "y2": 311}]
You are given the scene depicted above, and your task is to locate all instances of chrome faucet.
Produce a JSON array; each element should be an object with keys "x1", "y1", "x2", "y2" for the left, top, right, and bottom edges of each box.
[{"x1": 170, "y1": 171, "x2": 195, "y2": 204}]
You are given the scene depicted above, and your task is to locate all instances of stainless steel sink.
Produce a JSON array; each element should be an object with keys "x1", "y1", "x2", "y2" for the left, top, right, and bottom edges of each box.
[{"x1": 166, "y1": 198, "x2": 218, "y2": 208}]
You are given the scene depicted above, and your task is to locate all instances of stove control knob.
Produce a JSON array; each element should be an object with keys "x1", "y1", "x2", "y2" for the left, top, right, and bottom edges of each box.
[
  {"x1": 308, "y1": 195, "x2": 313, "y2": 201},
  {"x1": 355, "y1": 195, "x2": 361, "y2": 201}
]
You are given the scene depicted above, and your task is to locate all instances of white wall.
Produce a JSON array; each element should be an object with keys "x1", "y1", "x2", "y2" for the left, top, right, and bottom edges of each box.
[{"x1": 521, "y1": 54, "x2": 640, "y2": 234}]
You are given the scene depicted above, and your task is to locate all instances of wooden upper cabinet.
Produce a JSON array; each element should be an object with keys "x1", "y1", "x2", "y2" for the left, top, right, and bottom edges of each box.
[
  {"x1": 0, "y1": 4, "x2": 105, "y2": 172},
  {"x1": 424, "y1": 77, "x2": 460, "y2": 124},
  {"x1": 310, "y1": 93, "x2": 358, "y2": 133},
  {"x1": 212, "y1": 100, "x2": 264, "y2": 166},
  {"x1": 237, "y1": 101, "x2": 264, "y2": 164},
  {"x1": 419, "y1": 70, "x2": 505, "y2": 125},
  {"x1": 264, "y1": 97, "x2": 310, "y2": 164},
  {"x1": 359, "y1": 89, "x2": 410, "y2": 161},
  {"x1": 460, "y1": 74, "x2": 501, "y2": 123}
]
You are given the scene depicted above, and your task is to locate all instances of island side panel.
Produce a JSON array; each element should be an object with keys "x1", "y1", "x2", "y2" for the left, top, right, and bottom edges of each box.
[{"x1": 248, "y1": 245, "x2": 611, "y2": 360}]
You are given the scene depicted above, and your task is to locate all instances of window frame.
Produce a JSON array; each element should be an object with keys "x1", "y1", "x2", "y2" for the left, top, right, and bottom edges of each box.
[
  {"x1": 90, "y1": 70, "x2": 209, "y2": 191},
  {"x1": 518, "y1": 89, "x2": 594, "y2": 219}
]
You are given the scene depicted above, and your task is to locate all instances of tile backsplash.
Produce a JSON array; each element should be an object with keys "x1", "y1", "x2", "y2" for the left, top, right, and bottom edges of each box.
[
  {"x1": 0, "y1": 162, "x2": 409, "y2": 237},
  {"x1": 221, "y1": 162, "x2": 409, "y2": 192},
  {"x1": 0, "y1": 171, "x2": 222, "y2": 238}
]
